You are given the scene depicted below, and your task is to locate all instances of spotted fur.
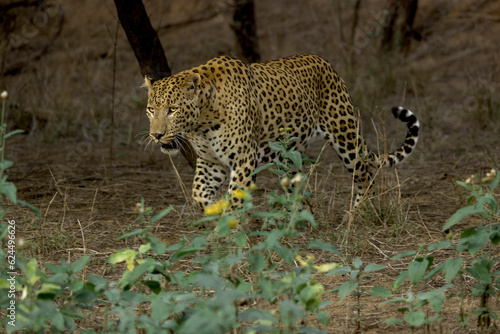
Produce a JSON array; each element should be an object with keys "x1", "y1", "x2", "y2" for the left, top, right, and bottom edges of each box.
[{"x1": 145, "y1": 55, "x2": 420, "y2": 209}]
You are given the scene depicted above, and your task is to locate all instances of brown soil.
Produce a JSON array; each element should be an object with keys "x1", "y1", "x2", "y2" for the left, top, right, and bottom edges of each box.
[{"x1": 1, "y1": 0, "x2": 499, "y2": 333}]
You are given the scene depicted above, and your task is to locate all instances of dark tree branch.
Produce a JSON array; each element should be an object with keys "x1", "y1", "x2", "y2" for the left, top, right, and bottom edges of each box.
[
  {"x1": 233, "y1": 0, "x2": 261, "y2": 63},
  {"x1": 113, "y1": 0, "x2": 170, "y2": 79},
  {"x1": 381, "y1": 0, "x2": 418, "y2": 53},
  {"x1": 114, "y1": 0, "x2": 197, "y2": 168}
]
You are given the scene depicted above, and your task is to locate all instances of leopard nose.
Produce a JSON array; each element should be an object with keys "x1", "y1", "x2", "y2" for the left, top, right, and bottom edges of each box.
[{"x1": 150, "y1": 132, "x2": 164, "y2": 141}]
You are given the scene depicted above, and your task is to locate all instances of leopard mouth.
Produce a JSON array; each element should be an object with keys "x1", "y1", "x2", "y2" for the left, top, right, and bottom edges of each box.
[{"x1": 159, "y1": 136, "x2": 181, "y2": 155}]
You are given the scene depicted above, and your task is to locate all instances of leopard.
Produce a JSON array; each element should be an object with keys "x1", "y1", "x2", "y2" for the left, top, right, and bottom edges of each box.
[{"x1": 144, "y1": 54, "x2": 419, "y2": 211}]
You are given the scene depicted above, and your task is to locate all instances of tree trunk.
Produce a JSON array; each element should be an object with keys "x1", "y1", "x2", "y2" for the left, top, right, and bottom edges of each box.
[
  {"x1": 381, "y1": 0, "x2": 418, "y2": 53},
  {"x1": 114, "y1": 0, "x2": 197, "y2": 168},
  {"x1": 233, "y1": 0, "x2": 261, "y2": 63}
]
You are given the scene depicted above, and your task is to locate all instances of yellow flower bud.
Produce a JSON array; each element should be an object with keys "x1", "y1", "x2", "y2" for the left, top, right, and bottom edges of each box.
[
  {"x1": 233, "y1": 189, "x2": 249, "y2": 199},
  {"x1": 228, "y1": 218, "x2": 238, "y2": 228},
  {"x1": 1, "y1": 91, "x2": 7, "y2": 100},
  {"x1": 134, "y1": 202, "x2": 144, "y2": 214},
  {"x1": 291, "y1": 173, "x2": 303, "y2": 186},
  {"x1": 204, "y1": 199, "x2": 229, "y2": 216},
  {"x1": 280, "y1": 177, "x2": 290, "y2": 187}
]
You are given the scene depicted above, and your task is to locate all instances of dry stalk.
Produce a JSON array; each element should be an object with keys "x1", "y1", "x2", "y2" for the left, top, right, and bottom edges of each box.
[
  {"x1": 168, "y1": 154, "x2": 191, "y2": 203},
  {"x1": 47, "y1": 167, "x2": 73, "y2": 232},
  {"x1": 89, "y1": 187, "x2": 98, "y2": 222},
  {"x1": 77, "y1": 219, "x2": 86, "y2": 254},
  {"x1": 41, "y1": 192, "x2": 58, "y2": 254}
]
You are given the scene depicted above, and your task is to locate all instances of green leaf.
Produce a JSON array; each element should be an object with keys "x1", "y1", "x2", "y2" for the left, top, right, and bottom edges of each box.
[
  {"x1": 427, "y1": 241, "x2": 451, "y2": 252},
  {"x1": 247, "y1": 252, "x2": 266, "y2": 273},
  {"x1": 307, "y1": 239, "x2": 341, "y2": 256},
  {"x1": 280, "y1": 300, "x2": 306, "y2": 327},
  {"x1": 239, "y1": 308, "x2": 276, "y2": 324},
  {"x1": 459, "y1": 227, "x2": 491, "y2": 255},
  {"x1": 353, "y1": 257, "x2": 363, "y2": 269},
  {"x1": 442, "y1": 206, "x2": 476, "y2": 230},
  {"x1": 327, "y1": 266, "x2": 351, "y2": 276},
  {"x1": 117, "y1": 228, "x2": 146, "y2": 240},
  {"x1": 25, "y1": 258, "x2": 40, "y2": 286},
  {"x1": 295, "y1": 210, "x2": 315, "y2": 224},
  {"x1": 143, "y1": 280, "x2": 162, "y2": 294},
  {"x1": 70, "y1": 278, "x2": 84, "y2": 293},
  {"x1": 392, "y1": 270, "x2": 408, "y2": 291},
  {"x1": 51, "y1": 311, "x2": 65, "y2": 331},
  {"x1": 36, "y1": 282, "x2": 62, "y2": 297},
  {"x1": 299, "y1": 282, "x2": 325, "y2": 312},
  {"x1": 416, "y1": 284, "x2": 452, "y2": 300},
  {"x1": 489, "y1": 169, "x2": 500, "y2": 191},
  {"x1": 392, "y1": 250, "x2": 416, "y2": 259},
  {"x1": 45, "y1": 261, "x2": 68, "y2": 275},
  {"x1": 282, "y1": 151, "x2": 303, "y2": 169},
  {"x1": 0, "y1": 181, "x2": 17, "y2": 203},
  {"x1": 456, "y1": 180, "x2": 472, "y2": 189},
  {"x1": 404, "y1": 311, "x2": 426, "y2": 327},
  {"x1": 424, "y1": 263, "x2": 444, "y2": 280},
  {"x1": 151, "y1": 206, "x2": 173, "y2": 223},
  {"x1": 87, "y1": 274, "x2": 108, "y2": 291},
  {"x1": 443, "y1": 258, "x2": 462, "y2": 283},
  {"x1": 442, "y1": 195, "x2": 495, "y2": 231},
  {"x1": 252, "y1": 211, "x2": 287, "y2": 219},
  {"x1": 70, "y1": 255, "x2": 91, "y2": 274},
  {"x1": 316, "y1": 311, "x2": 330, "y2": 326},
  {"x1": 138, "y1": 243, "x2": 151, "y2": 254},
  {"x1": 16, "y1": 199, "x2": 42, "y2": 218},
  {"x1": 467, "y1": 258, "x2": 493, "y2": 284},
  {"x1": 235, "y1": 277, "x2": 253, "y2": 292},
  {"x1": 170, "y1": 247, "x2": 204, "y2": 261},
  {"x1": 269, "y1": 141, "x2": 285, "y2": 152},
  {"x1": 119, "y1": 258, "x2": 156, "y2": 290},
  {"x1": 370, "y1": 286, "x2": 392, "y2": 298},
  {"x1": 0, "y1": 160, "x2": 13, "y2": 171},
  {"x1": 364, "y1": 264, "x2": 386, "y2": 273},
  {"x1": 429, "y1": 295, "x2": 445, "y2": 313},
  {"x1": 234, "y1": 231, "x2": 247, "y2": 247},
  {"x1": 274, "y1": 244, "x2": 295, "y2": 263},
  {"x1": 107, "y1": 249, "x2": 137, "y2": 264},
  {"x1": 408, "y1": 258, "x2": 429, "y2": 285},
  {"x1": 336, "y1": 281, "x2": 358, "y2": 301}
]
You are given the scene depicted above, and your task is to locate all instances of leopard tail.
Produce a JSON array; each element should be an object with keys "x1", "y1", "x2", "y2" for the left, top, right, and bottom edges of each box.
[{"x1": 369, "y1": 106, "x2": 420, "y2": 168}]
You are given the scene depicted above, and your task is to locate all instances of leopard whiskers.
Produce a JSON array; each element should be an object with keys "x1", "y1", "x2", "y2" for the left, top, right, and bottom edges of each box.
[
  {"x1": 144, "y1": 137, "x2": 154, "y2": 151},
  {"x1": 176, "y1": 134, "x2": 196, "y2": 156},
  {"x1": 136, "y1": 130, "x2": 154, "y2": 151}
]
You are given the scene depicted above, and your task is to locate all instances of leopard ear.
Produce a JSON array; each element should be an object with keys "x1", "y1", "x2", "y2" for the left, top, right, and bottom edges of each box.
[
  {"x1": 143, "y1": 75, "x2": 154, "y2": 89},
  {"x1": 185, "y1": 73, "x2": 201, "y2": 98}
]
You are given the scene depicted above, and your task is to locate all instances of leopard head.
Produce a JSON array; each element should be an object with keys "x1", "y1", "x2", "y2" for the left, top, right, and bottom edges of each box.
[{"x1": 144, "y1": 72, "x2": 201, "y2": 155}]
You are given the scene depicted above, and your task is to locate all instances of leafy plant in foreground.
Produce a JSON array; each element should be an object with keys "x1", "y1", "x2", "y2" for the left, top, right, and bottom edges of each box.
[
  {"x1": 0, "y1": 91, "x2": 40, "y2": 221},
  {"x1": 381, "y1": 169, "x2": 500, "y2": 331},
  {"x1": 443, "y1": 169, "x2": 500, "y2": 329},
  {"x1": 328, "y1": 256, "x2": 386, "y2": 331}
]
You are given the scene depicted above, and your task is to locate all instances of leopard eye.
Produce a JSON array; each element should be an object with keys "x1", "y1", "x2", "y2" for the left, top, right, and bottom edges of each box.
[
  {"x1": 146, "y1": 107, "x2": 154, "y2": 115},
  {"x1": 168, "y1": 107, "x2": 178, "y2": 115}
]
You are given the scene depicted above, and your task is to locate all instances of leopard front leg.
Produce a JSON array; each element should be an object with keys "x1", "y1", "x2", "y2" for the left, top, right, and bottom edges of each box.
[
  {"x1": 192, "y1": 158, "x2": 229, "y2": 208},
  {"x1": 227, "y1": 152, "x2": 258, "y2": 206}
]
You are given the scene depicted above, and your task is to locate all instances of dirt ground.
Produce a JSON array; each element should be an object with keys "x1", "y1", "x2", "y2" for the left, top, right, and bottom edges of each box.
[{"x1": 2, "y1": 0, "x2": 500, "y2": 333}]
